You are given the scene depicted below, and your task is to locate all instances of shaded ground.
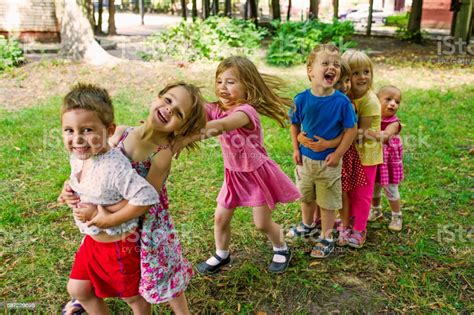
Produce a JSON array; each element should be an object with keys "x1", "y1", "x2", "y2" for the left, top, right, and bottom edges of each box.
[{"x1": 1, "y1": 34, "x2": 473, "y2": 111}]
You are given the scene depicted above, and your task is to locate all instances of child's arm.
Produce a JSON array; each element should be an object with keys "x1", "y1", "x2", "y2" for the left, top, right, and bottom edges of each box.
[
  {"x1": 367, "y1": 122, "x2": 400, "y2": 143},
  {"x1": 325, "y1": 125, "x2": 357, "y2": 167},
  {"x1": 174, "y1": 111, "x2": 251, "y2": 155},
  {"x1": 86, "y1": 150, "x2": 172, "y2": 228},
  {"x1": 297, "y1": 132, "x2": 343, "y2": 152},
  {"x1": 290, "y1": 124, "x2": 302, "y2": 165},
  {"x1": 108, "y1": 125, "x2": 129, "y2": 147}
]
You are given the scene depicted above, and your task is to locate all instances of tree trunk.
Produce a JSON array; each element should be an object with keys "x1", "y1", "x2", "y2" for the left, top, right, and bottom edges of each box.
[
  {"x1": 366, "y1": 0, "x2": 374, "y2": 36},
  {"x1": 60, "y1": 0, "x2": 120, "y2": 66},
  {"x1": 181, "y1": 0, "x2": 187, "y2": 20},
  {"x1": 192, "y1": 0, "x2": 198, "y2": 20},
  {"x1": 203, "y1": 0, "x2": 210, "y2": 18},
  {"x1": 407, "y1": 0, "x2": 423, "y2": 42},
  {"x1": 108, "y1": 0, "x2": 116, "y2": 35},
  {"x1": 309, "y1": 0, "x2": 319, "y2": 20},
  {"x1": 212, "y1": 0, "x2": 219, "y2": 15},
  {"x1": 271, "y1": 0, "x2": 281, "y2": 20},
  {"x1": 333, "y1": 0, "x2": 338, "y2": 19},
  {"x1": 225, "y1": 0, "x2": 232, "y2": 17},
  {"x1": 97, "y1": 0, "x2": 103, "y2": 33},
  {"x1": 249, "y1": 0, "x2": 257, "y2": 22},
  {"x1": 453, "y1": 0, "x2": 473, "y2": 42},
  {"x1": 84, "y1": 0, "x2": 95, "y2": 30},
  {"x1": 287, "y1": 0, "x2": 291, "y2": 21}
]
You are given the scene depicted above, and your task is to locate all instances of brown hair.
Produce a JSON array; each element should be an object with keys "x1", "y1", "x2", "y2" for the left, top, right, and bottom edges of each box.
[
  {"x1": 306, "y1": 43, "x2": 340, "y2": 81},
  {"x1": 338, "y1": 59, "x2": 351, "y2": 81},
  {"x1": 342, "y1": 50, "x2": 374, "y2": 90},
  {"x1": 158, "y1": 82, "x2": 207, "y2": 149},
  {"x1": 215, "y1": 56, "x2": 292, "y2": 127},
  {"x1": 61, "y1": 83, "x2": 114, "y2": 126},
  {"x1": 377, "y1": 85, "x2": 401, "y2": 98}
]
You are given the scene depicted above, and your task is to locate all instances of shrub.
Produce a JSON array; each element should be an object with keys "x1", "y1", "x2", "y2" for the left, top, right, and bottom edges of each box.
[
  {"x1": 395, "y1": 27, "x2": 427, "y2": 42},
  {"x1": 140, "y1": 17, "x2": 267, "y2": 62},
  {"x1": 0, "y1": 35, "x2": 25, "y2": 71},
  {"x1": 385, "y1": 13, "x2": 409, "y2": 27},
  {"x1": 266, "y1": 19, "x2": 356, "y2": 66}
]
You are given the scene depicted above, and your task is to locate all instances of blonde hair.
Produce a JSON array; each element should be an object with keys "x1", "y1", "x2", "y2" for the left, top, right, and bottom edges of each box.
[
  {"x1": 338, "y1": 59, "x2": 351, "y2": 81},
  {"x1": 306, "y1": 43, "x2": 340, "y2": 82},
  {"x1": 342, "y1": 50, "x2": 374, "y2": 90},
  {"x1": 156, "y1": 82, "x2": 206, "y2": 150},
  {"x1": 61, "y1": 83, "x2": 114, "y2": 126},
  {"x1": 377, "y1": 85, "x2": 401, "y2": 98},
  {"x1": 215, "y1": 56, "x2": 292, "y2": 127}
]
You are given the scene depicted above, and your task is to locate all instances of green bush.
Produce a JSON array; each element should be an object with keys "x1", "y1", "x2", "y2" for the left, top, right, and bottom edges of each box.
[
  {"x1": 385, "y1": 13, "x2": 409, "y2": 27},
  {"x1": 0, "y1": 35, "x2": 25, "y2": 71},
  {"x1": 394, "y1": 27, "x2": 427, "y2": 42},
  {"x1": 266, "y1": 19, "x2": 356, "y2": 66},
  {"x1": 140, "y1": 17, "x2": 267, "y2": 62}
]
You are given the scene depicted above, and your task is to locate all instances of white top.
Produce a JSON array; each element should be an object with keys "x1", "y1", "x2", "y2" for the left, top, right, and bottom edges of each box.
[{"x1": 69, "y1": 148, "x2": 159, "y2": 236}]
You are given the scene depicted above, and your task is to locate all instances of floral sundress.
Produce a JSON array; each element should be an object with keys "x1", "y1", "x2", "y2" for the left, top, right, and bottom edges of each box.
[{"x1": 118, "y1": 128, "x2": 193, "y2": 303}]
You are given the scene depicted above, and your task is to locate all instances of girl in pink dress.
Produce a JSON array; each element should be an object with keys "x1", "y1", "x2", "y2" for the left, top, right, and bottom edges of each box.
[
  {"x1": 368, "y1": 86, "x2": 404, "y2": 231},
  {"x1": 177, "y1": 56, "x2": 301, "y2": 274}
]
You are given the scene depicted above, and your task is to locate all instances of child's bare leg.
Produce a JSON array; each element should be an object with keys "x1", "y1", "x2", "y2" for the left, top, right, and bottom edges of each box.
[
  {"x1": 67, "y1": 279, "x2": 109, "y2": 315},
  {"x1": 388, "y1": 199, "x2": 401, "y2": 213},
  {"x1": 301, "y1": 201, "x2": 316, "y2": 226},
  {"x1": 320, "y1": 208, "x2": 337, "y2": 240},
  {"x1": 168, "y1": 292, "x2": 190, "y2": 315},
  {"x1": 122, "y1": 295, "x2": 151, "y2": 315},
  {"x1": 340, "y1": 192, "x2": 351, "y2": 227},
  {"x1": 313, "y1": 205, "x2": 321, "y2": 223},
  {"x1": 214, "y1": 205, "x2": 235, "y2": 251},
  {"x1": 252, "y1": 205, "x2": 284, "y2": 247}
]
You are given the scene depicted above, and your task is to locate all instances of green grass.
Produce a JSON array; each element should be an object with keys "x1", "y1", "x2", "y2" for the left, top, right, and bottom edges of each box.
[{"x1": 0, "y1": 84, "x2": 473, "y2": 314}]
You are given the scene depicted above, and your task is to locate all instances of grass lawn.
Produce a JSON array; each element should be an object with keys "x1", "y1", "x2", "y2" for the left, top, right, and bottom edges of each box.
[{"x1": 0, "y1": 67, "x2": 473, "y2": 313}]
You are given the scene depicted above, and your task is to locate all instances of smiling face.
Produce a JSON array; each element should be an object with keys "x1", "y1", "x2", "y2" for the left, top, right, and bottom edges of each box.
[
  {"x1": 378, "y1": 87, "x2": 401, "y2": 118},
  {"x1": 335, "y1": 74, "x2": 352, "y2": 95},
  {"x1": 350, "y1": 65, "x2": 372, "y2": 98},
  {"x1": 148, "y1": 85, "x2": 193, "y2": 134},
  {"x1": 307, "y1": 50, "x2": 341, "y2": 95},
  {"x1": 215, "y1": 67, "x2": 246, "y2": 107},
  {"x1": 62, "y1": 109, "x2": 115, "y2": 160}
]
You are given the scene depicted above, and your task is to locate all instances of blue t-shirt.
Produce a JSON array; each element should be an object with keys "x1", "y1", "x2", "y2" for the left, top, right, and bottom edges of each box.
[{"x1": 289, "y1": 89, "x2": 357, "y2": 161}]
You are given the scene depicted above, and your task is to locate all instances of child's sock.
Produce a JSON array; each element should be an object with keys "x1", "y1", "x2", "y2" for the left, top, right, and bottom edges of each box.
[
  {"x1": 392, "y1": 211, "x2": 402, "y2": 216},
  {"x1": 272, "y1": 243, "x2": 288, "y2": 263},
  {"x1": 206, "y1": 249, "x2": 229, "y2": 266},
  {"x1": 297, "y1": 222, "x2": 316, "y2": 232}
]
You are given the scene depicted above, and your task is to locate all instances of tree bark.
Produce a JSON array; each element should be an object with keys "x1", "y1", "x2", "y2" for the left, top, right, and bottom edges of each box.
[
  {"x1": 108, "y1": 0, "x2": 116, "y2": 35},
  {"x1": 212, "y1": 0, "x2": 219, "y2": 15},
  {"x1": 453, "y1": 0, "x2": 473, "y2": 42},
  {"x1": 287, "y1": 0, "x2": 291, "y2": 21},
  {"x1": 249, "y1": 0, "x2": 258, "y2": 22},
  {"x1": 271, "y1": 0, "x2": 281, "y2": 20},
  {"x1": 225, "y1": 0, "x2": 232, "y2": 17},
  {"x1": 97, "y1": 0, "x2": 103, "y2": 33},
  {"x1": 192, "y1": 0, "x2": 198, "y2": 20},
  {"x1": 84, "y1": 0, "x2": 95, "y2": 30},
  {"x1": 181, "y1": 0, "x2": 187, "y2": 20},
  {"x1": 407, "y1": 0, "x2": 423, "y2": 42},
  {"x1": 203, "y1": 0, "x2": 210, "y2": 18},
  {"x1": 366, "y1": 0, "x2": 374, "y2": 36},
  {"x1": 333, "y1": 0, "x2": 338, "y2": 19},
  {"x1": 60, "y1": 0, "x2": 120, "y2": 66},
  {"x1": 309, "y1": 0, "x2": 319, "y2": 20}
]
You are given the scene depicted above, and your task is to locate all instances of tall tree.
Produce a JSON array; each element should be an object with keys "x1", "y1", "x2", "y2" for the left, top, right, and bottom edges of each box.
[
  {"x1": 192, "y1": 0, "x2": 198, "y2": 20},
  {"x1": 309, "y1": 0, "x2": 319, "y2": 20},
  {"x1": 333, "y1": 0, "x2": 338, "y2": 19},
  {"x1": 224, "y1": 0, "x2": 232, "y2": 17},
  {"x1": 83, "y1": 0, "x2": 95, "y2": 30},
  {"x1": 59, "y1": 0, "x2": 119, "y2": 66},
  {"x1": 287, "y1": 0, "x2": 292, "y2": 21},
  {"x1": 407, "y1": 0, "x2": 423, "y2": 42},
  {"x1": 248, "y1": 0, "x2": 258, "y2": 22},
  {"x1": 181, "y1": 0, "x2": 187, "y2": 20},
  {"x1": 271, "y1": 0, "x2": 281, "y2": 20},
  {"x1": 366, "y1": 0, "x2": 374, "y2": 36},
  {"x1": 453, "y1": 0, "x2": 473, "y2": 42},
  {"x1": 97, "y1": 0, "x2": 104, "y2": 33},
  {"x1": 108, "y1": 0, "x2": 116, "y2": 35},
  {"x1": 212, "y1": 0, "x2": 219, "y2": 15}
]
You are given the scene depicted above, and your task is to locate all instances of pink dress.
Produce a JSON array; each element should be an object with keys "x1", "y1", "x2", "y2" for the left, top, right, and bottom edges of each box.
[
  {"x1": 376, "y1": 115, "x2": 404, "y2": 186},
  {"x1": 206, "y1": 103, "x2": 301, "y2": 209}
]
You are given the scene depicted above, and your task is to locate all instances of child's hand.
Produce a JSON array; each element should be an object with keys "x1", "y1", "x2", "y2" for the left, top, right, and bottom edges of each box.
[
  {"x1": 73, "y1": 203, "x2": 98, "y2": 222},
  {"x1": 293, "y1": 150, "x2": 302, "y2": 165},
  {"x1": 58, "y1": 181, "x2": 80, "y2": 208},
  {"x1": 86, "y1": 205, "x2": 114, "y2": 229},
  {"x1": 297, "y1": 133, "x2": 330, "y2": 152},
  {"x1": 324, "y1": 152, "x2": 341, "y2": 167},
  {"x1": 171, "y1": 136, "x2": 187, "y2": 159},
  {"x1": 297, "y1": 132, "x2": 313, "y2": 147}
]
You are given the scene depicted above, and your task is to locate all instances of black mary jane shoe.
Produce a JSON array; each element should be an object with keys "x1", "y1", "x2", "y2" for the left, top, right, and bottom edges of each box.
[
  {"x1": 196, "y1": 254, "x2": 231, "y2": 275},
  {"x1": 268, "y1": 248, "x2": 292, "y2": 274}
]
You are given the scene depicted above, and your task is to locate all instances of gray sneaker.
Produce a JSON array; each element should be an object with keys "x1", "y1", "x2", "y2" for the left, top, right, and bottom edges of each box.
[
  {"x1": 368, "y1": 207, "x2": 383, "y2": 222},
  {"x1": 389, "y1": 213, "x2": 403, "y2": 231}
]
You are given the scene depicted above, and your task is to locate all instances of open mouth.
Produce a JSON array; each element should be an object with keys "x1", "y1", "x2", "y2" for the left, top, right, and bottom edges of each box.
[
  {"x1": 73, "y1": 146, "x2": 90, "y2": 154},
  {"x1": 324, "y1": 73, "x2": 336, "y2": 85},
  {"x1": 156, "y1": 108, "x2": 169, "y2": 124}
]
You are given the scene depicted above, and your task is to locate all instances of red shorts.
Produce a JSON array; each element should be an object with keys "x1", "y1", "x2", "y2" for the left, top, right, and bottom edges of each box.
[{"x1": 70, "y1": 232, "x2": 141, "y2": 298}]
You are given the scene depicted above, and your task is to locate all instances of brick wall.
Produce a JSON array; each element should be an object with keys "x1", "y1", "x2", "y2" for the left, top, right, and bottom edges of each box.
[
  {"x1": 0, "y1": 0, "x2": 60, "y2": 42},
  {"x1": 421, "y1": 0, "x2": 453, "y2": 29}
]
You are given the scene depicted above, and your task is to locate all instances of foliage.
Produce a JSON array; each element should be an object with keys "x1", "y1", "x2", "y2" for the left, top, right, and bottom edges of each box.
[
  {"x1": 394, "y1": 27, "x2": 427, "y2": 42},
  {"x1": 140, "y1": 17, "x2": 267, "y2": 62},
  {"x1": 0, "y1": 35, "x2": 25, "y2": 72},
  {"x1": 385, "y1": 13, "x2": 409, "y2": 27},
  {"x1": 266, "y1": 19, "x2": 356, "y2": 66}
]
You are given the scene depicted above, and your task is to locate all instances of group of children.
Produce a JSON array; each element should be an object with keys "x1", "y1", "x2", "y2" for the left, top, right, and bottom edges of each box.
[{"x1": 58, "y1": 46, "x2": 404, "y2": 314}]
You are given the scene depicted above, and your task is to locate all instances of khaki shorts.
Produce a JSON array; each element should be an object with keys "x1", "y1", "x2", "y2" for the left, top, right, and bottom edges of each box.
[{"x1": 295, "y1": 156, "x2": 342, "y2": 210}]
